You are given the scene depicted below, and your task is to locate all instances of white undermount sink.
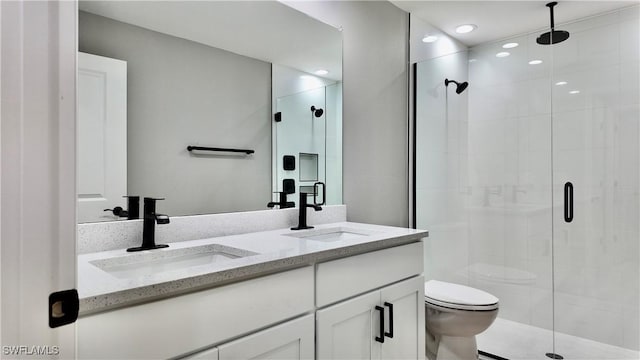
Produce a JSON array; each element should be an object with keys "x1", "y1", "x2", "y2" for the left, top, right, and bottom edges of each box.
[
  {"x1": 90, "y1": 244, "x2": 258, "y2": 279},
  {"x1": 284, "y1": 226, "x2": 378, "y2": 242}
]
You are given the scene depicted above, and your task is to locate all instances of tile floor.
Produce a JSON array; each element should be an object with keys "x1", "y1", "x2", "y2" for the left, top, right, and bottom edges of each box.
[{"x1": 477, "y1": 318, "x2": 640, "y2": 360}]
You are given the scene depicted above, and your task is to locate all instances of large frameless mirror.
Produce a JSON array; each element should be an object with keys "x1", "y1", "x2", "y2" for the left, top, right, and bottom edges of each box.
[{"x1": 77, "y1": 1, "x2": 342, "y2": 223}]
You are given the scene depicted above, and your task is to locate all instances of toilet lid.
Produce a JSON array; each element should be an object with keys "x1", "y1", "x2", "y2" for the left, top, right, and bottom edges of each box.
[{"x1": 425, "y1": 280, "x2": 498, "y2": 309}]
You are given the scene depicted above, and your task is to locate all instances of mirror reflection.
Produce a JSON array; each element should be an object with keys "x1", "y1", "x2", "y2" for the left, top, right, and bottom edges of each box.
[
  {"x1": 272, "y1": 64, "x2": 343, "y2": 210},
  {"x1": 77, "y1": 1, "x2": 342, "y2": 223}
]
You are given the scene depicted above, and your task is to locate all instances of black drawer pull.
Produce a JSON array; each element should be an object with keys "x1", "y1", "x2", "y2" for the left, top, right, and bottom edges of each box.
[
  {"x1": 384, "y1": 302, "x2": 394, "y2": 338},
  {"x1": 375, "y1": 306, "x2": 384, "y2": 343}
]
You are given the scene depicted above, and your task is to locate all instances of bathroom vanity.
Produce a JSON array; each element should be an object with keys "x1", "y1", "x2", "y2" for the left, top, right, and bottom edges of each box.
[{"x1": 77, "y1": 222, "x2": 427, "y2": 359}]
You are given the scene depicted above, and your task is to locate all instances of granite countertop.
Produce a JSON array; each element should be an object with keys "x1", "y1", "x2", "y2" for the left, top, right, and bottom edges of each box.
[{"x1": 78, "y1": 222, "x2": 428, "y2": 314}]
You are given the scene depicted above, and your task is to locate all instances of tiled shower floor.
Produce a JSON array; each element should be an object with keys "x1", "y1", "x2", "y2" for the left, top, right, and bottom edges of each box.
[{"x1": 477, "y1": 318, "x2": 639, "y2": 360}]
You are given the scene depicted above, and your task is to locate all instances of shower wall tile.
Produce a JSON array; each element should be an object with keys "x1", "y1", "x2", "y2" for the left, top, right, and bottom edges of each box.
[
  {"x1": 529, "y1": 287, "x2": 553, "y2": 330},
  {"x1": 416, "y1": 188, "x2": 448, "y2": 226},
  {"x1": 574, "y1": 25, "x2": 620, "y2": 69},
  {"x1": 620, "y1": 62, "x2": 639, "y2": 107},
  {"x1": 620, "y1": 18, "x2": 639, "y2": 61},
  {"x1": 523, "y1": 78, "x2": 553, "y2": 115},
  {"x1": 491, "y1": 284, "x2": 531, "y2": 324},
  {"x1": 423, "y1": 223, "x2": 469, "y2": 283},
  {"x1": 555, "y1": 293, "x2": 625, "y2": 347},
  {"x1": 623, "y1": 304, "x2": 640, "y2": 350}
]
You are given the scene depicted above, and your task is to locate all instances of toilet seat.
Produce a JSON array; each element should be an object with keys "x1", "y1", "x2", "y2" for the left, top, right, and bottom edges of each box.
[{"x1": 425, "y1": 280, "x2": 499, "y2": 311}]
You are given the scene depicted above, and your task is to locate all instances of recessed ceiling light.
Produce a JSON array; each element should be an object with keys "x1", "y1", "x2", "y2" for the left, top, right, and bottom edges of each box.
[
  {"x1": 569, "y1": 90, "x2": 580, "y2": 94},
  {"x1": 555, "y1": 81, "x2": 567, "y2": 86},
  {"x1": 455, "y1": 24, "x2": 477, "y2": 34},
  {"x1": 422, "y1": 35, "x2": 438, "y2": 43},
  {"x1": 529, "y1": 60, "x2": 543, "y2": 65},
  {"x1": 314, "y1": 69, "x2": 329, "y2": 76},
  {"x1": 503, "y1": 42, "x2": 519, "y2": 49},
  {"x1": 496, "y1": 52, "x2": 510, "y2": 58}
]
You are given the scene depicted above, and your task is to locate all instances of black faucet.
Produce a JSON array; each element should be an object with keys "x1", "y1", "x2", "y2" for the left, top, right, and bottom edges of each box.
[
  {"x1": 291, "y1": 192, "x2": 322, "y2": 230},
  {"x1": 127, "y1": 197, "x2": 170, "y2": 252},
  {"x1": 104, "y1": 196, "x2": 140, "y2": 220},
  {"x1": 267, "y1": 192, "x2": 295, "y2": 209}
]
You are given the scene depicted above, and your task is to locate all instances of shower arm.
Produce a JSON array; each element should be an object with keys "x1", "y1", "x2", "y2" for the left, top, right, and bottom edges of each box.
[{"x1": 547, "y1": 2, "x2": 557, "y2": 31}]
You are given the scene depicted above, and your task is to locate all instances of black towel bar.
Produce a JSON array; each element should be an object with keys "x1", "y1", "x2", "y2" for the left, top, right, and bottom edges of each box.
[{"x1": 187, "y1": 146, "x2": 254, "y2": 154}]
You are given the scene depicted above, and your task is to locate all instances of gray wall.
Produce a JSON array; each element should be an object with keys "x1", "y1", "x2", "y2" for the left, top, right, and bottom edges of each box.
[
  {"x1": 79, "y1": 12, "x2": 271, "y2": 217},
  {"x1": 283, "y1": 1, "x2": 410, "y2": 227}
]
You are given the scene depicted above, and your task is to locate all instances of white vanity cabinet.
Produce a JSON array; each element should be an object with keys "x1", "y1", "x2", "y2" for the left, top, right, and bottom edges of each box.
[
  {"x1": 78, "y1": 241, "x2": 425, "y2": 359},
  {"x1": 183, "y1": 315, "x2": 315, "y2": 360},
  {"x1": 315, "y1": 242, "x2": 425, "y2": 360}
]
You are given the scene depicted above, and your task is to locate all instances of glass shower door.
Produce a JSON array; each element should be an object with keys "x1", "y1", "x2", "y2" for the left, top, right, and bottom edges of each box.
[
  {"x1": 466, "y1": 30, "x2": 556, "y2": 359},
  {"x1": 551, "y1": 6, "x2": 640, "y2": 358}
]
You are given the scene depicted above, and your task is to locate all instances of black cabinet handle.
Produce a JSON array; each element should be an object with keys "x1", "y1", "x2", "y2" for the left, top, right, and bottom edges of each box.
[
  {"x1": 564, "y1": 182, "x2": 573, "y2": 223},
  {"x1": 375, "y1": 306, "x2": 385, "y2": 343},
  {"x1": 384, "y1": 302, "x2": 394, "y2": 338}
]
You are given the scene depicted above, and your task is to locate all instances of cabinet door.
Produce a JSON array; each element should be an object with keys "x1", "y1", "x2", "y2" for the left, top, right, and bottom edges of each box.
[
  {"x1": 316, "y1": 291, "x2": 382, "y2": 360},
  {"x1": 217, "y1": 315, "x2": 314, "y2": 360},
  {"x1": 379, "y1": 276, "x2": 425, "y2": 360}
]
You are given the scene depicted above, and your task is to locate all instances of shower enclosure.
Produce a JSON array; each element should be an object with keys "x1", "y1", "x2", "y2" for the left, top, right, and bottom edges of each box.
[{"x1": 415, "y1": 5, "x2": 639, "y2": 359}]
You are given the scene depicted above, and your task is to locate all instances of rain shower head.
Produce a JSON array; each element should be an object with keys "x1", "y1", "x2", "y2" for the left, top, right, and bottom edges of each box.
[
  {"x1": 310, "y1": 106, "x2": 324, "y2": 118},
  {"x1": 537, "y1": 2, "x2": 570, "y2": 45},
  {"x1": 444, "y1": 78, "x2": 469, "y2": 94}
]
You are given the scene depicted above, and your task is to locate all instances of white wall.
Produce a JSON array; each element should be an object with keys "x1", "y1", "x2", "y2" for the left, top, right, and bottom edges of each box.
[
  {"x1": 283, "y1": 1, "x2": 410, "y2": 227},
  {"x1": 79, "y1": 12, "x2": 272, "y2": 218}
]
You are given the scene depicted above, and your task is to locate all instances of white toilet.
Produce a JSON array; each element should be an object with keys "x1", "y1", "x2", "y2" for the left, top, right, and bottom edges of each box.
[{"x1": 424, "y1": 280, "x2": 499, "y2": 360}]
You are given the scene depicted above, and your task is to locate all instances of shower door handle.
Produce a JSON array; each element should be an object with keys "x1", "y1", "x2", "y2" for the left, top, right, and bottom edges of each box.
[{"x1": 564, "y1": 182, "x2": 573, "y2": 223}]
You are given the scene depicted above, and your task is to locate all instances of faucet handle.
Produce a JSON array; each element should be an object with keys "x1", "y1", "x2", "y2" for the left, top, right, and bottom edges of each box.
[
  {"x1": 155, "y1": 214, "x2": 170, "y2": 225},
  {"x1": 104, "y1": 207, "x2": 128, "y2": 217}
]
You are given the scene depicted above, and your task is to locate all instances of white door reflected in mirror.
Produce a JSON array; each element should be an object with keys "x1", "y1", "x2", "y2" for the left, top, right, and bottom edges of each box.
[{"x1": 77, "y1": 52, "x2": 127, "y2": 223}]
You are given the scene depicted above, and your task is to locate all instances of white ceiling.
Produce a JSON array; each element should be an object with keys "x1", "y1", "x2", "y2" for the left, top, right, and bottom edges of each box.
[
  {"x1": 79, "y1": 1, "x2": 342, "y2": 80},
  {"x1": 391, "y1": 1, "x2": 638, "y2": 46}
]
